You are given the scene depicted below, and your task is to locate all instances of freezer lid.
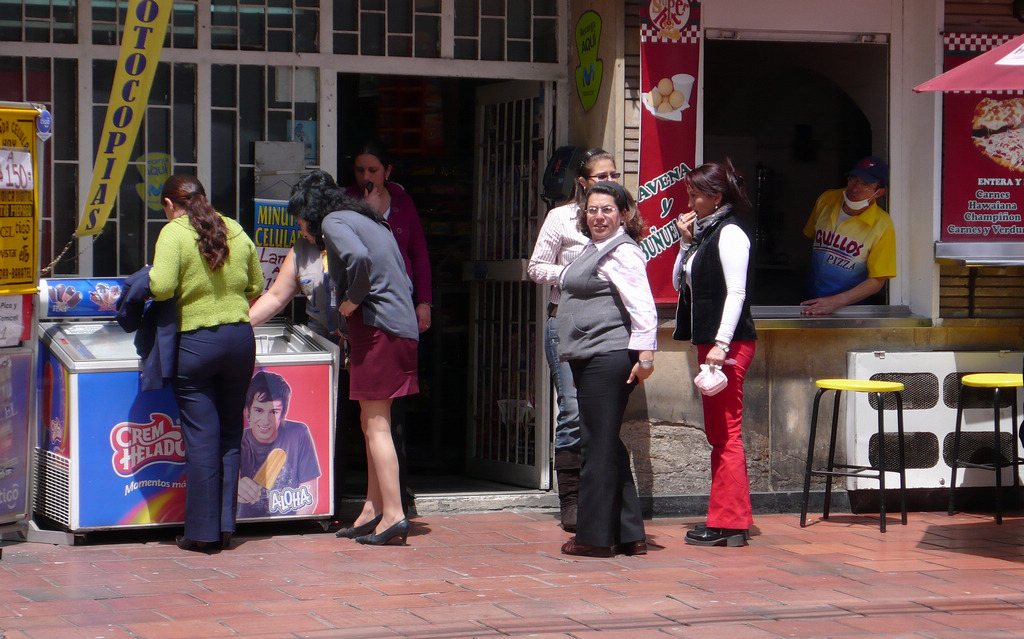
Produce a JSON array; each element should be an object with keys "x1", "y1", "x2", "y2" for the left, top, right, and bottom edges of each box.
[
  {"x1": 40, "y1": 320, "x2": 335, "y2": 370},
  {"x1": 39, "y1": 322, "x2": 142, "y2": 369},
  {"x1": 254, "y1": 322, "x2": 333, "y2": 360}
]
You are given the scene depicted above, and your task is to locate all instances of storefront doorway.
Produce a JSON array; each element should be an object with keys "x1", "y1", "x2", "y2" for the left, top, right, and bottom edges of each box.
[
  {"x1": 333, "y1": 75, "x2": 552, "y2": 495},
  {"x1": 702, "y1": 38, "x2": 888, "y2": 305}
]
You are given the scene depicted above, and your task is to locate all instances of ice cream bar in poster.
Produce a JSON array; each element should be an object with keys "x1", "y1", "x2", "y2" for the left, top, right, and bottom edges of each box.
[
  {"x1": 61, "y1": 362, "x2": 331, "y2": 529},
  {"x1": 941, "y1": 33, "x2": 1024, "y2": 242},
  {"x1": 638, "y1": 0, "x2": 701, "y2": 303}
]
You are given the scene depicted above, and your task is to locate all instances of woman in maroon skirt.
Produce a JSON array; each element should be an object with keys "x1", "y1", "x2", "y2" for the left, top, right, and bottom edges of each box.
[{"x1": 289, "y1": 170, "x2": 419, "y2": 546}]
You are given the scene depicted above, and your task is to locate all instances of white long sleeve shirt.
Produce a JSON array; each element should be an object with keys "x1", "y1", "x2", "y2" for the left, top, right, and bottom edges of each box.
[
  {"x1": 672, "y1": 224, "x2": 750, "y2": 345},
  {"x1": 528, "y1": 202, "x2": 589, "y2": 305},
  {"x1": 561, "y1": 228, "x2": 658, "y2": 352}
]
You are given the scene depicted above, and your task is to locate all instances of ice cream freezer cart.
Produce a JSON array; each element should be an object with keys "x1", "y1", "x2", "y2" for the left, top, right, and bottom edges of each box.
[{"x1": 33, "y1": 278, "x2": 338, "y2": 543}]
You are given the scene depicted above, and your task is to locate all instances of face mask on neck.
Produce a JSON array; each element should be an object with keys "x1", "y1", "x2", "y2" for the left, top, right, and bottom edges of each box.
[{"x1": 843, "y1": 190, "x2": 878, "y2": 212}]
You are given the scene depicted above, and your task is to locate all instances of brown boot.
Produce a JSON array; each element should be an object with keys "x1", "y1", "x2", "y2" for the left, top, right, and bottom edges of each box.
[{"x1": 554, "y1": 450, "x2": 581, "y2": 532}]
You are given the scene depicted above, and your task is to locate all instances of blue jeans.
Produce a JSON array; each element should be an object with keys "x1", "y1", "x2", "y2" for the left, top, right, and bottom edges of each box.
[
  {"x1": 545, "y1": 316, "x2": 580, "y2": 452},
  {"x1": 173, "y1": 322, "x2": 255, "y2": 543}
]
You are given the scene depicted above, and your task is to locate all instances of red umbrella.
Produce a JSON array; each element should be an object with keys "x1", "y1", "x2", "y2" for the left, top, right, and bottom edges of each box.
[{"x1": 914, "y1": 33, "x2": 1024, "y2": 93}]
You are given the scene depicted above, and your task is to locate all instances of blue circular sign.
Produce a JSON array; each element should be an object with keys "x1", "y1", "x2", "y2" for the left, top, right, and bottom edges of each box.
[{"x1": 37, "y1": 108, "x2": 52, "y2": 134}]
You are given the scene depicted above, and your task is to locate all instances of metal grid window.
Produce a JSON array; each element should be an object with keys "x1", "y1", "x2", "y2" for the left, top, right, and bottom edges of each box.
[
  {"x1": 91, "y1": 0, "x2": 199, "y2": 48},
  {"x1": 334, "y1": 0, "x2": 558, "y2": 61},
  {"x1": 0, "y1": 55, "x2": 79, "y2": 275},
  {"x1": 0, "y1": 0, "x2": 77, "y2": 43},
  {"x1": 91, "y1": 60, "x2": 198, "y2": 276},
  {"x1": 210, "y1": 64, "x2": 318, "y2": 243},
  {"x1": 211, "y1": 0, "x2": 319, "y2": 52}
]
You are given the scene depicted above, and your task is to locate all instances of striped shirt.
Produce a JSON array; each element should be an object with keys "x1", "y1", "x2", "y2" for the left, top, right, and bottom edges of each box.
[{"x1": 527, "y1": 202, "x2": 589, "y2": 305}]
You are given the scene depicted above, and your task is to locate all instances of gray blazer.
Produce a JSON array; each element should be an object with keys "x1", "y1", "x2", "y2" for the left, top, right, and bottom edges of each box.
[{"x1": 321, "y1": 210, "x2": 419, "y2": 341}]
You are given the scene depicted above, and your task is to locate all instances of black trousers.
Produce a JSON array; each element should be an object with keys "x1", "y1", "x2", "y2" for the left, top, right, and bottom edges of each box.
[
  {"x1": 569, "y1": 349, "x2": 645, "y2": 547},
  {"x1": 173, "y1": 322, "x2": 255, "y2": 543}
]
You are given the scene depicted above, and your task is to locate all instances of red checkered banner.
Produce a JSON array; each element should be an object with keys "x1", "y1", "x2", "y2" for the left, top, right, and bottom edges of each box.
[
  {"x1": 637, "y1": 1, "x2": 701, "y2": 304},
  {"x1": 939, "y1": 33, "x2": 1024, "y2": 242}
]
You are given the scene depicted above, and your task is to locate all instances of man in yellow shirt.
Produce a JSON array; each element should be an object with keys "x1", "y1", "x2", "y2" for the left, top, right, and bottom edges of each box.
[{"x1": 800, "y1": 157, "x2": 896, "y2": 315}]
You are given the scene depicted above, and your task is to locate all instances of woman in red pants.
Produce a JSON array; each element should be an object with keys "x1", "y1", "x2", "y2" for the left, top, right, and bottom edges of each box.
[{"x1": 672, "y1": 160, "x2": 757, "y2": 547}]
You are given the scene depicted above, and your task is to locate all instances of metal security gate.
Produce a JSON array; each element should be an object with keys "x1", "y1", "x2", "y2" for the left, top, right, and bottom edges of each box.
[{"x1": 466, "y1": 81, "x2": 551, "y2": 488}]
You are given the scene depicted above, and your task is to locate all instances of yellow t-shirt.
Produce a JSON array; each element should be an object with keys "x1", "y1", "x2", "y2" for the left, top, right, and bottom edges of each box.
[{"x1": 803, "y1": 188, "x2": 896, "y2": 298}]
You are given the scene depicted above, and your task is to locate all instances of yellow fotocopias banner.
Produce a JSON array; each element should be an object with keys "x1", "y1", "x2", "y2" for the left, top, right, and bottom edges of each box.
[{"x1": 76, "y1": 0, "x2": 172, "y2": 236}]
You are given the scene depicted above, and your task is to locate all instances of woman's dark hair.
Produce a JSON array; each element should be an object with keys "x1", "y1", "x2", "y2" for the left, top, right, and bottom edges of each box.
[
  {"x1": 572, "y1": 148, "x2": 616, "y2": 209},
  {"x1": 161, "y1": 174, "x2": 228, "y2": 271},
  {"x1": 683, "y1": 158, "x2": 751, "y2": 211},
  {"x1": 577, "y1": 181, "x2": 646, "y2": 242},
  {"x1": 351, "y1": 139, "x2": 392, "y2": 170},
  {"x1": 289, "y1": 170, "x2": 386, "y2": 249}
]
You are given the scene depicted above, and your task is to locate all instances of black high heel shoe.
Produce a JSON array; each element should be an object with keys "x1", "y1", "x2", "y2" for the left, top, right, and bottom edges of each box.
[
  {"x1": 175, "y1": 535, "x2": 218, "y2": 553},
  {"x1": 355, "y1": 518, "x2": 410, "y2": 546},
  {"x1": 336, "y1": 514, "x2": 383, "y2": 539},
  {"x1": 684, "y1": 527, "x2": 748, "y2": 547}
]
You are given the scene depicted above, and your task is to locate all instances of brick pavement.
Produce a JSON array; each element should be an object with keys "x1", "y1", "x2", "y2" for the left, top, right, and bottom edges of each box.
[{"x1": 2, "y1": 510, "x2": 1024, "y2": 637}]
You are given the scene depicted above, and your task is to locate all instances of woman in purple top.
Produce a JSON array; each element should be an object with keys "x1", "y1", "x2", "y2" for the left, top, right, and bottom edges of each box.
[{"x1": 345, "y1": 140, "x2": 432, "y2": 333}]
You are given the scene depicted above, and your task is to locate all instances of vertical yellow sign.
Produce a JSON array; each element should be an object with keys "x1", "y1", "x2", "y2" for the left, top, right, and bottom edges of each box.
[
  {"x1": 0, "y1": 107, "x2": 38, "y2": 296},
  {"x1": 76, "y1": 0, "x2": 173, "y2": 236}
]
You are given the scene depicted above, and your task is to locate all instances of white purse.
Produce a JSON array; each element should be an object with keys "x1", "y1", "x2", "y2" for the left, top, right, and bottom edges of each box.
[{"x1": 693, "y1": 363, "x2": 728, "y2": 396}]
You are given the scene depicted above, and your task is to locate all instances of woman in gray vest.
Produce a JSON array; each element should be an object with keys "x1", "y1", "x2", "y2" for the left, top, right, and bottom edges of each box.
[
  {"x1": 557, "y1": 181, "x2": 657, "y2": 558},
  {"x1": 672, "y1": 160, "x2": 757, "y2": 547}
]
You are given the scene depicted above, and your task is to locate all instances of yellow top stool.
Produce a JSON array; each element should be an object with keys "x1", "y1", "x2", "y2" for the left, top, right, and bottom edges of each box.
[
  {"x1": 948, "y1": 372, "x2": 1024, "y2": 524},
  {"x1": 801, "y1": 378, "x2": 908, "y2": 532},
  {"x1": 961, "y1": 373, "x2": 1024, "y2": 389}
]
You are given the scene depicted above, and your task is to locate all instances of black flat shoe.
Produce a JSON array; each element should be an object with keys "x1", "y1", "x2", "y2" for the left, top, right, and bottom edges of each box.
[
  {"x1": 175, "y1": 535, "x2": 218, "y2": 552},
  {"x1": 685, "y1": 527, "x2": 748, "y2": 547},
  {"x1": 336, "y1": 514, "x2": 383, "y2": 539},
  {"x1": 613, "y1": 541, "x2": 648, "y2": 556},
  {"x1": 355, "y1": 518, "x2": 410, "y2": 546},
  {"x1": 220, "y1": 532, "x2": 233, "y2": 550},
  {"x1": 561, "y1": 538, "x2": 614, "y2": 557},
  {"x1": 692, "y1": 523, "x2": 750, "y2": 540}
]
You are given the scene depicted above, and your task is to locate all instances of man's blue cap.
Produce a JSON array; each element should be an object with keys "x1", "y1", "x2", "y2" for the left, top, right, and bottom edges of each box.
[{"x1": 847, "y1": 156, "x2": 888, "y2": 187}]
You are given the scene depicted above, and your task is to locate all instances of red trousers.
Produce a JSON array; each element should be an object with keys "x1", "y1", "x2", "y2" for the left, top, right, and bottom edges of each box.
[{"x1": 696, "y1": 340, "x2": 755, "y2": 530}]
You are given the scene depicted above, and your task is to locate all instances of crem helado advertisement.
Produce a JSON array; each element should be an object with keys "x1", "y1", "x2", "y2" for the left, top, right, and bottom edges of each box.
[
  {"x1": 637, "y1": 0, "x2": 701, "y2": 303},
  {"x1": 69, "y1": 363, "x2": 331, "y2": 528}
]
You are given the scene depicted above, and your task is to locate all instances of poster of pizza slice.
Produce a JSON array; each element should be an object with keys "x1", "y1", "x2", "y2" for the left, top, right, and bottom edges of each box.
[{"x1": 972, "y1": 97, "x2": 1024, "y2": 172}]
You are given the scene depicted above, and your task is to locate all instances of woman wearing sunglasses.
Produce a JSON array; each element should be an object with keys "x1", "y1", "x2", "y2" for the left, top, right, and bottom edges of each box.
[{"x1": 528, "y1": 148, "x2": 622, "y2": 533}]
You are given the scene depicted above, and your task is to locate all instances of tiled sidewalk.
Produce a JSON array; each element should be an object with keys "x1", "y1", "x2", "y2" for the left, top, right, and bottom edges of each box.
[{"x1": 3, "y1": 510, "x2": 1024, "y2": 638}]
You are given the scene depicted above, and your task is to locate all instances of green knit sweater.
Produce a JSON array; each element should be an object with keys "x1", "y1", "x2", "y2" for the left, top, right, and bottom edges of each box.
[{"x1": 149, "y1": 214, "x2": 264, "y2": 332}]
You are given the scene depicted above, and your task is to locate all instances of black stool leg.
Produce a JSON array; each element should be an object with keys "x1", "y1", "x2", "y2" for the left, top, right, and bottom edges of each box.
[
  {"x1": 994, "y1": 387, "x2": 1003, "y2": 525},
  {"x1": 875, "y1": 391, "x2": 887, "y2": 533},
  {"x1": 949, "y1": 390, "x2": 965, "y2": 516},
  {"x1": 801, "y1": 388, "x2": 827, "y2": 527},
  {"x1": 823, "y1": 390, "x2": 843, "y2": 520},
  {"x1": 896, "y1": 391, "x2": 908, "y2": 525},
  {"x1": 1012, "y1": 389, "x2": 1020, "y2": 491}
]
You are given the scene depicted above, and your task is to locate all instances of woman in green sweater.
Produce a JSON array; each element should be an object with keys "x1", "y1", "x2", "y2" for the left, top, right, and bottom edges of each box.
[{"x1": 149, "y1": 174, "x2": 264, "y2": 552}]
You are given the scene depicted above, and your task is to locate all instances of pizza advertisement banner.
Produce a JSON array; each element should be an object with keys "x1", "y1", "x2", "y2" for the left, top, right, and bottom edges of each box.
[
  {"x1": 941, "y1": 33, "x2": 1024, "y2": 242},
  {"x1": 637, "y1": 0, "x2": 701, "y2": 304}
]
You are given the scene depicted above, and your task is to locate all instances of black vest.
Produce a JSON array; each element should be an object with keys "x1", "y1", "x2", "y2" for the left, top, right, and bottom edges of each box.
[{"x1": 672, "y1": 216, "x2": 757, "y2": 345}]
